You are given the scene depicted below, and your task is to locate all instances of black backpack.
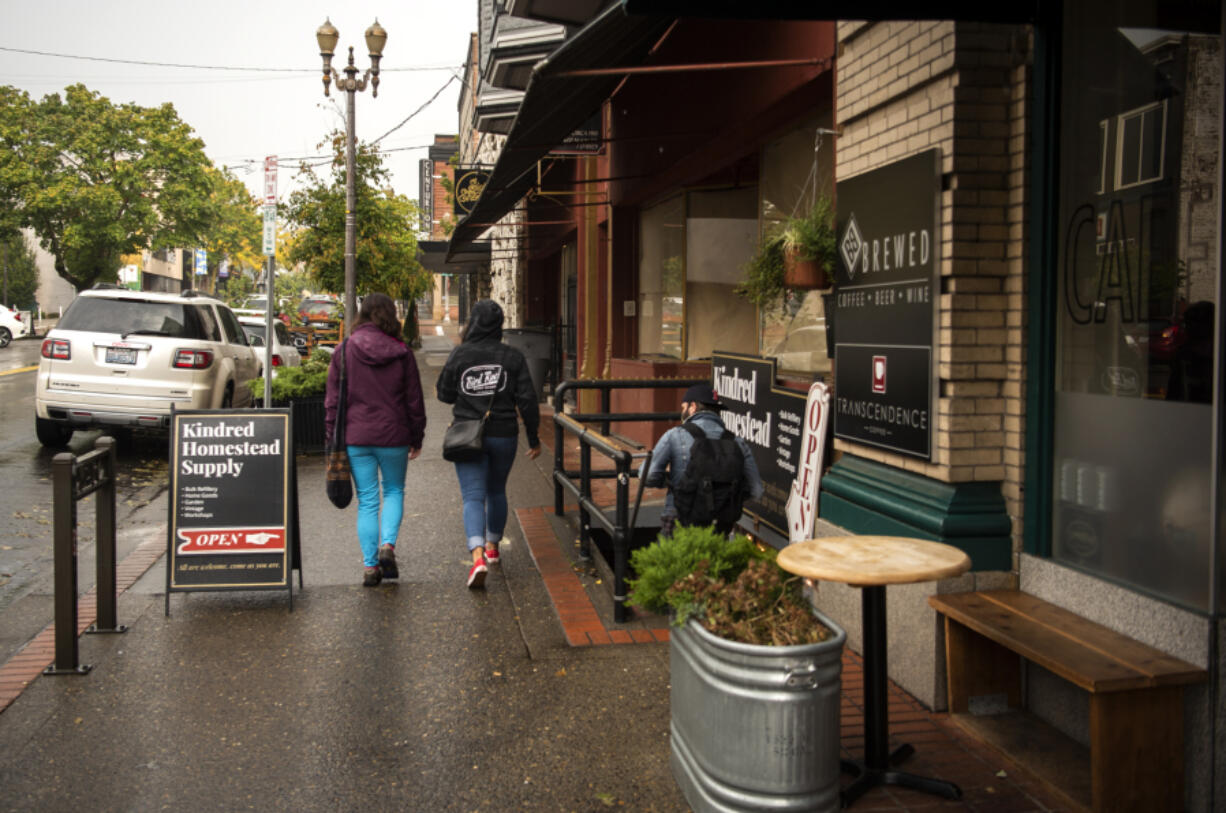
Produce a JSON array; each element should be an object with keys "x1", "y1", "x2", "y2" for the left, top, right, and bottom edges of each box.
[{"x1": 672, "y1": 422, "x2": 747, "y2": 535}]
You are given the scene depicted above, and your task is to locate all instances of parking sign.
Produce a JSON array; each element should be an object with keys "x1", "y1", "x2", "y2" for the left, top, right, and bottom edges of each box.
[{"x1": 263, "y1": 205, "x2": 276, "y2": 256}]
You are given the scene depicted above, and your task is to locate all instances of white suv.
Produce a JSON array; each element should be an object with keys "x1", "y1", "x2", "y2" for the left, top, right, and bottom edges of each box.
[{"x1": 35, "y1": 286, "x2": 261, "y2": 447}]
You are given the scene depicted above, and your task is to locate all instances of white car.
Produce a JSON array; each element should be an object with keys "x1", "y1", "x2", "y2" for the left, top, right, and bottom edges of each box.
[
  {"x1": 34, "y1": 286, "x2": 261, "y2": 447},
  {"x1": 0, "y1": 304, "x2": 30, "y2": 348},
  {"x1": 239, "y1": 316, "x2": 302, "y2": 376}
]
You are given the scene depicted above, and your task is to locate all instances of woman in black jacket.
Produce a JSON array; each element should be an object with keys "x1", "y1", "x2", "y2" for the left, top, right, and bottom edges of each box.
[{"x1": 437, "y1": 300, "x2": 541, "y2": 589}]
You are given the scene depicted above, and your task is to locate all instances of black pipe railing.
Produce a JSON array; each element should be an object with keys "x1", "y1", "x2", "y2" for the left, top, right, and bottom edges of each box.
[
  {"x1": 46, "y1": 436, "x2": 126, "y2": 677},
  {"x1": 551, "y1": 377, "x2": 705, "y2": 622}
]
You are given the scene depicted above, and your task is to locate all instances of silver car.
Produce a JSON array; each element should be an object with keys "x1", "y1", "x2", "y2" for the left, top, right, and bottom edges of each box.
[
  {"x1": 35, "y1": 286, "x2": 261, "y2": 447},
  {"x1": 239, "y1": 316, "x2": 302, "y2": 377}
]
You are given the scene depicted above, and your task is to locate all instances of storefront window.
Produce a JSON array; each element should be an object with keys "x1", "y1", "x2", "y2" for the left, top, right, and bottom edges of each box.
[
  {"x1": 759, "y1": 112, "x2": 836, "y2": 376},
  {"x1": 685, "y1": 186, "x2": 758, "y2": 359},
  {"x1": 1053, "y1": 0, "x2": 1220, "y2": 610},
  {"x1": 638, "y1": 189, "x2": 759, "y2": 359},
  {"x1": 638, "y1": 195, "x2": 685, "y2": 357}
]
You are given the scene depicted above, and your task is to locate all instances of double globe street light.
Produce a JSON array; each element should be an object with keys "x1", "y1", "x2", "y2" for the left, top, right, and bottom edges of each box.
[{"x1": 315, "y1": 18, "x2": 387, "y2": 336}]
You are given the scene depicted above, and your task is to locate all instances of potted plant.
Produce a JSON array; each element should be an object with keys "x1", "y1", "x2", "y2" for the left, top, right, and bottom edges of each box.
[
  {"x1": 734, "y1": 232, "x2": 787, "y2": 309},
  {"x1": 780, "y1": 195, "x2": 837, "y2": 291},
  {"x1": 735, "y1": 196, "x2": 837, "y2": 308},
  {"x1": 251, "y1": 347, "x2": 333, "y2": 453},
  {"x1": 628, "y1": 525, "x2": 846, "y2": 813}
]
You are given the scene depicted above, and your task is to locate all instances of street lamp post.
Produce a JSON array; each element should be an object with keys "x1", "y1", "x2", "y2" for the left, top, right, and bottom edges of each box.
[{"x1": 315, "y1": 17, "x2": 387, "y2": 337}]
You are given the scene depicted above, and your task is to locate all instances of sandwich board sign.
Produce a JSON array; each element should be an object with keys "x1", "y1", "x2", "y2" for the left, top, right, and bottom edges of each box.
[{"x1": 166, "y1": 408, "x2": 302, "y2": 612}]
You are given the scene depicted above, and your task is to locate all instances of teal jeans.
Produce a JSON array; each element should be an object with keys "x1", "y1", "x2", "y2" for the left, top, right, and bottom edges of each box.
[{"x1": 348, "y1": 445, "x2": 409, "y2": 567}]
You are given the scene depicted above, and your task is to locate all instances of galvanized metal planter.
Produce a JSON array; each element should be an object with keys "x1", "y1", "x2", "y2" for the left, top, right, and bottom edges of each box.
[{"x1": 670, "y1": 609, "x2": 846, "y2": 813}]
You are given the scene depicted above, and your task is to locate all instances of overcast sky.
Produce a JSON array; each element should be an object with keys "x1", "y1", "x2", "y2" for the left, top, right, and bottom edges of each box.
[{"x1": 0, "y1": 0, "x2": 476, "y2": 204}]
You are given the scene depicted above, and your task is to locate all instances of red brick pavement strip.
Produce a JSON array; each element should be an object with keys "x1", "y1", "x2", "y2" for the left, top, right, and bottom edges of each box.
[
  {"x1": 516, "y1": 505, "x2": 669, "y2": 648},
  {"x1": 0, "y1": 533, "x2": 165, "y2": 715}
]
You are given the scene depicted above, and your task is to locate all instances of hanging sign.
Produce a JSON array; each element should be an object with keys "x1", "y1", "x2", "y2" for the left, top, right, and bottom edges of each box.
[
  {"x1": 833, "y1": 148, "x2": 939, "y2": 459},
  {"x1": 550, "y1": 113, "x2": 602, "y2": 154},
  {"x1": 453, "y1": 167, "x2": 490, "y2": 217},
  {"x1": 167, "y1": 409, "x2": 301, "y2": 610}
]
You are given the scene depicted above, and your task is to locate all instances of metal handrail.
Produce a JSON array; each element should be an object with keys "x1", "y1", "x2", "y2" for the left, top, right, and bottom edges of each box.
[{"x1": 550, "y1": 376, "x2": 705, "y2": 623}]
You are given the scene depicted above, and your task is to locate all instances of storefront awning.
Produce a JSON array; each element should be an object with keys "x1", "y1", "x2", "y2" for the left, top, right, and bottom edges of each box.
[
  {"x1": 420, "y1": 240, "x2": 487, "y2": 275},
  {"x1": 446, "y1": 4, "x2": 675, "y2": 261}
]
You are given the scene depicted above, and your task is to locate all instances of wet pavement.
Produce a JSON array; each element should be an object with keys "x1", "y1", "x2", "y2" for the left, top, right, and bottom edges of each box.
[{"x1": 0, "y1": 322, "x2": 1072, "y2": 812}]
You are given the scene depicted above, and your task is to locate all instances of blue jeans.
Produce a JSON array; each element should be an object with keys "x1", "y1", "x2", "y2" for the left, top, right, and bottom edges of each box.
[
  {"x1": 453, "y1": 435, "x2": 519, "y2": 552},
  {"x1": 348, "y1": 445, "x2": 409, "y2": 567}
]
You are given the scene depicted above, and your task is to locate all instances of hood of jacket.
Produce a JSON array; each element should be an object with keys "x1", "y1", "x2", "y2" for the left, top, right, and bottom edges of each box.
[
  {"x1": 464, "y1": 299, "x2": 504, "y2": 343},
  {"x1": 347, "y1": 322, "x2": 407, "y2": 366}
]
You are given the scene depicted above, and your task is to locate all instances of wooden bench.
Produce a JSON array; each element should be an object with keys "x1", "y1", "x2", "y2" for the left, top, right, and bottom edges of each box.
[{"x1": 928, "y1": 589, "x2": 1207, "y2": 812}]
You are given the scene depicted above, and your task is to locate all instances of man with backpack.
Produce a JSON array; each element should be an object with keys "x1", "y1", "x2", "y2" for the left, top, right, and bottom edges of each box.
[{"x1": 640, "y1": 383, "x2": 764, "y2": 537}]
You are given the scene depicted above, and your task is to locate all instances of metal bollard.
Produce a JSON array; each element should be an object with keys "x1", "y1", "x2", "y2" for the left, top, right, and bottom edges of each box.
[{"x1": 44, "y1": 436, "x2": 125, "y2": 677}]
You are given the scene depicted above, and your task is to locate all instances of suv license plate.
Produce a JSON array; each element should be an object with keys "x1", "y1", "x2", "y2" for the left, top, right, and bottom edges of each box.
[{"x1": 106, "y1": 347, "x2": 137, "y2": 365}]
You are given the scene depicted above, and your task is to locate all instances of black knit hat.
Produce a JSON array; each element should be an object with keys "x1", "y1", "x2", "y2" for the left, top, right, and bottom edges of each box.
[{"x1": 682, "y1": 383, "x2": 720, "y2": 407}]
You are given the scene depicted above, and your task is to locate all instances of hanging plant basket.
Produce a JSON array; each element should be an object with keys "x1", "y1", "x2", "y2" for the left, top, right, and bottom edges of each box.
[{"x1": 783, "y1": 245, "x2": 833, "y2": 290}]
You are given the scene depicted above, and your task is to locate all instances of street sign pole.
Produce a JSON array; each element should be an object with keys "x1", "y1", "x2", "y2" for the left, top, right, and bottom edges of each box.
[{"x1": 263, "y1": 156, "x2": 278, "y2": 408}]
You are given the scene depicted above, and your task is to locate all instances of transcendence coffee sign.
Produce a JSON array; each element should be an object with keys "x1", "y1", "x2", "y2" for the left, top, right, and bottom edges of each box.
[
  {"x1": 168, "y1": 410, "x2": 295, "y2": 604},
  {"x1": 833, "y1": 149, "x2": 940, "y2": 459},
  {"x1": 712, "y1": 352, "x2": 810, "y2": 541}
]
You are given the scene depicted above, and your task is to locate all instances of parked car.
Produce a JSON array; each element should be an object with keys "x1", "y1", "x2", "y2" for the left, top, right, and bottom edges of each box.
[
  {"x1": 34, "y1": 286, "x2": 261, "y2": 447},
  {"x1": 234, "y1": 295, "x2": 290, "y2": 325},
  {"x1": 0, "y1": 304, "x2": 30, "y2": 348},
  {"x1": 298, "y1": 296, "x2": 341, "y2": 327},
  {"x1": 239, "y1": 316, "x2": 302, "y2": 376}
]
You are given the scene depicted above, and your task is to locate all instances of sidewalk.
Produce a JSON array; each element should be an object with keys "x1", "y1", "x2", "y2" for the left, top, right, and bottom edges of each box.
[{"x1": 0, "y1": 321, "x2": 1072, "y2": 811}]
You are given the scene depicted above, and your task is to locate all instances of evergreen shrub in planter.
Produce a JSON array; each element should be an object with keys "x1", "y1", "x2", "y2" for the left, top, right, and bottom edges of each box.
[
  {"x1": 629, "y1": 525, "x2": 846, "y2": 813},
  {"x1": 251, "y1": 348, "x2": 333, "y2": 453}
]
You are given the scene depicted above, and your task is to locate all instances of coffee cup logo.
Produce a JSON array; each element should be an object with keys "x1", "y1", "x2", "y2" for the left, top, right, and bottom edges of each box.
[{"x1": 872, "y1": 356, "x2": 887, "y2": 394}]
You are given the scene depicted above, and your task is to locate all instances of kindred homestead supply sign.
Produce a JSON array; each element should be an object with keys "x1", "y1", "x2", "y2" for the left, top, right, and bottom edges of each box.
[
  {"x1": 711, "y1": 352, "x2": 812, "y2": 541},
  {"x1": 168, "y1": 410, "x2": 296, "y2": 603},
  {"x1": 833, "y1": 149, "x2": 940, "y2": 459}
]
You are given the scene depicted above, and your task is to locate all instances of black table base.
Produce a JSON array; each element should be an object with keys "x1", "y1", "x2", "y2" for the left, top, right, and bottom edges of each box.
[
  {"x1": 840, "y1": 746, "x2": 962, "y2": 807},
  {"x1": 842, "y1": 585, "x2": 962, "y2": 808}
]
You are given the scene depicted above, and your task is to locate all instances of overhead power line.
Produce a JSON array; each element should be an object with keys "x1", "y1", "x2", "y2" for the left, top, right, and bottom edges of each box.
[
  {"x1": 0, "y1": 45, "x2": 459, "y2": 73},
  {"x1": 373, "y1": 74, "x2": 457, "y2": 144}
]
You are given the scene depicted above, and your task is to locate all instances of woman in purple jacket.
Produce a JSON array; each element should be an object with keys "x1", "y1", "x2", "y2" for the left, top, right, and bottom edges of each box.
[{"x1": 325, "y1": 293, "x2": 426, "y2": 586}]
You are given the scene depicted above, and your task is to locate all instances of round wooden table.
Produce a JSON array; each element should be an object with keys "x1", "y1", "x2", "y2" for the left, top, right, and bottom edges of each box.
[{"x1": 778, "y1": 536, "x2": 972, "y2": 807}]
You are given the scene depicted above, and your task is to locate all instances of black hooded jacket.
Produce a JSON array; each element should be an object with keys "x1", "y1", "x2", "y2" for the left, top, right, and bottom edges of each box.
[{"x1": 437, "y1": 300, "x2": 541, "y2": 448}]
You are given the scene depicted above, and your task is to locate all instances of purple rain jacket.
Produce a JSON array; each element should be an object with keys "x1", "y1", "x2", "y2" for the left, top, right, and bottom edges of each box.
[{"x1": 325, "y1": 322, "x2": 426, "y2": 449}]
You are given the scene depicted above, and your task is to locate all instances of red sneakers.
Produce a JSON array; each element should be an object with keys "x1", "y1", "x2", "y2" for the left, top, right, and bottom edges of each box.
[
  {"x1": 467, "y1": 555, "x2": 488, "y2": 589},
  {"x1": 484, "y1": 545, "x2": 501, "y2": 565}
]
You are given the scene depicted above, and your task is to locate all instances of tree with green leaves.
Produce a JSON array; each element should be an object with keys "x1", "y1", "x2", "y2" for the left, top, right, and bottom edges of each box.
[
  {"x1": 200, "y1": 167, "x2": 263, "y2": 295},
  {"x1": 284, "y1": 132, "x2": 430, "y2": 303},
  {"x1": 0, "y1": 233, "x2": 38, "y2": 309},
  {"x1": 0, "y1": 84, "x2": 214, "y2": 291}
]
